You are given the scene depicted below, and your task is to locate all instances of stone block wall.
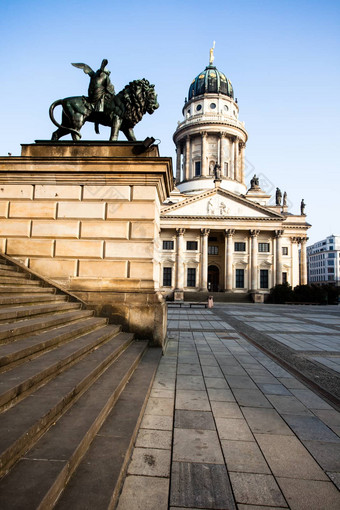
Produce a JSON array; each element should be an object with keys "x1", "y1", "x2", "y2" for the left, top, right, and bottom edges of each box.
[{"x1": 0, "y1": 142, "x2": 173, "y2": 345}]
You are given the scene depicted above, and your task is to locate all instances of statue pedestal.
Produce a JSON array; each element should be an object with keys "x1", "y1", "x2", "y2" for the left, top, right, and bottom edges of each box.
[{"x1": 0, "y1": 141, "x2": 173, "y2": 346}]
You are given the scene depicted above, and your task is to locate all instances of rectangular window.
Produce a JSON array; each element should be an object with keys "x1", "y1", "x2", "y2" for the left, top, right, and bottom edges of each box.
[
  {"x1": 187, "y1": 241, "x2": 198, "y2": 251},
  {"x1": 234, "y1": 242, "x2": 246, "y2": 252},
  {"x1": 260, "y1": 269, "x2": 269, "y2": 288},
  {"x1": 187, "y1": 268, "x2": 196, "y2": 287},
  {"x1": 282, "y1": 247, "x2": 288, "y2": 255},
  {"x1": 258, "y1": 243, "x2": 270, "y2": 253},
  {"x1": 328, "y1": 253, "x2": 336, "y2": 258},
  {"x1": 162, "y1": 240, "x2": 174, "y2": 250},
  {"x1": 328, "y1": 267, "x2": 334, "y2": 273},
  {"x1": 282, "y1": 272, "x2": 287, "y2": 284},
  {"x1": 208, "y1": 245, "x2": 219, "y2": 255},
  {"x1": 195, "y1": 161, "x2": 201, "y2": 176},
  {"x1": 162, "y1": 267, "x2": 172, "y2": 287},
  {"x1": 235, "y1": 269, "x2": 244, "y2": 288},
  {"x1": 328, "y1": 260, "x2": 335, "y2": 266}
]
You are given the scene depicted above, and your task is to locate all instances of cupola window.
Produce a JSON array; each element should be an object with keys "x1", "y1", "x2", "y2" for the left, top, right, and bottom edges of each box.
[
  {"x1": 196, "y1": 104, "x2": 202, "y2": 111},
  {"x1": 210, "y1": 103, "x2": 216, "y2": 110}
]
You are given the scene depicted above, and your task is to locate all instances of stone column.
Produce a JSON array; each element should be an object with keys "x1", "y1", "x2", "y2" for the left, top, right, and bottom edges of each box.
[
  {"x1": 200, "y1": 228, "x2": 210, "y2": 291},
  {"x1": 185, "y1": 136, "x2": 190, "y2": 181},
  {"x1": 176, "y1": 144, "x2": 181, "y2": 183},
  {"x1": 239, "y1": 141, "x2": 245, "y2": 183},
  {"x1": 300, "y1": 237, "x2": 308, "y2": 285},
  {"x1": 291, "y1": 237, "x2": 300, "y2": 288},
  {"x1": 175, "y1": 228, "x2": 185, "y2": 291},
  {"x1": 275, "y1": 230, "x2": 284, "y2": 285},
  {"x1": 224, "y1": 229, "x2": 235, "y2": 291},
  {"x1": 234, "y1": 137, "x2": 239, "y2": 181},
  {"x1": 250, "y1": 230, "x2": 260, "y2": 291},
  {"x1": 201, "y1": 132, "x2": 208, "y2": 176}
]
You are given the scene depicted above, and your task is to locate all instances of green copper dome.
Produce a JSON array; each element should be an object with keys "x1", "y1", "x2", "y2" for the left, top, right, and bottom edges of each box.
[{"x1": 188, "y1": 65, "x2": 234, "y2": 101}]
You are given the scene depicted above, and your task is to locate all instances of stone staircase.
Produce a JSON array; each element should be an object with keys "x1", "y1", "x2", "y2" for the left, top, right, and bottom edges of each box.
[{"x1": 0, "y1": 254, "x2": 161, "y2": 509}]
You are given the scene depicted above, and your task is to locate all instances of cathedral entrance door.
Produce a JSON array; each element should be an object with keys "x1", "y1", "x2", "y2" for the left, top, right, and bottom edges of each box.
[{"x1": 208, "y1": 265, "x2": 219, "y2": 292}]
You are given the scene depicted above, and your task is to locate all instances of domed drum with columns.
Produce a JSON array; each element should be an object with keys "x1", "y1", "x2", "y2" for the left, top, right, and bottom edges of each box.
[{"x1": 160, "y1": 48, "x2": 310, "y2": 301}]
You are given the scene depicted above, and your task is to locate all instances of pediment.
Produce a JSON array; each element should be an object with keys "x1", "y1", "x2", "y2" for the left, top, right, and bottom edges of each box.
[{"x1": 161, "y1": 188, "x2": 282, "y2": 219}]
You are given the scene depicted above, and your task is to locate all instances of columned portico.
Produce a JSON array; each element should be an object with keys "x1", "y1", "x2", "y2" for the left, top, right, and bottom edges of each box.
[
  {"x1": 275, "y1": 230, "x2": 284, "y2": 285},
  {"x1": 200, "y1": 228, "x2": 210, "y2": 290},
  {"x1": 224, "y1": 229, "x2": 235, "y2": 291},
  {"x1": 250, "y1": 230, "x2": 260, "y2": 291}
]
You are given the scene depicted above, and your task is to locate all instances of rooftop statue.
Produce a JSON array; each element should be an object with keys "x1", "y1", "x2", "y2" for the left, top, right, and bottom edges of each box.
[
  {"x1": 49, "y1": 59, "x2": 159, "y2": 141},
  {"x1": 275, "y1": 187, "x2": 282, "y2": 206}
]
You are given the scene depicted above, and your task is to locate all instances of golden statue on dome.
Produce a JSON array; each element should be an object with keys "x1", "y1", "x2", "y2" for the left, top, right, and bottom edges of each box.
[{"x1": 209, "y1": 41, "x2": 215, "y2": 65}]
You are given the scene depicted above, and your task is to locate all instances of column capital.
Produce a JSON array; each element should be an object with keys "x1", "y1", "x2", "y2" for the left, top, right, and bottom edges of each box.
[
  {"x1": 239, "y1": 141, "x2": 246, "y2": 149},
  {"x1": 274, "y1": 229, "x2": 284, "y2": 238},
  {"x1": 176, "y1": 228, "x2": 186, "y2": 236},
  {"x1": 200, "y1": 131, "x2": 208, "y2": 138},
  {"x1": 291, "y1": 236, "x2": 301, "y2": 244},
  {"x1": 224, "y1": 229, "x2": 235, "y2": 237},
  {"x1": 200, "y1": 228, "x2": 210, "y2": 236},
  {"x1": 300, "y1": 237, "x2": 309, "y2": 245},
  {"x1": 249, "y1": 229, "x2": 260, "y2": 237}
]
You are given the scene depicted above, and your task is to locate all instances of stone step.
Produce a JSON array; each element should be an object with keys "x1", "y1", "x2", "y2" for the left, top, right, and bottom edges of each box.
[
  {"x1": 0, "y1": 309, "x2": 94, "y2": 344},
  {"x1": 0, "y1": 286, "x2": 56, "y2": 294},
  {"x1": 0, "y1": 332, "x2": 137, "y2": 482},
  {"x1": 0, "y1": 301, "x2": 81, "y2": 324},
  {"x1": 56, "y1": 347, "x2": 161, "y2": 510},
  {"x1": 0, "y1": 323, "x2": 120, "y2": 410},
  {"x1": 0, "y1": 277, "x2": 42, "y2": 286},
  {"x1": 0, "y1": 293, "x2": 66, "y2": 307},
  {"x1": 0, "y1": 259, "x2": 19, "y2": 272},
  {"x1": 0, "y1": 268, "x2": 30, "y2": 279},
  {"x1": 0, "y1": 317, "x2": 107, "y2": 372}
]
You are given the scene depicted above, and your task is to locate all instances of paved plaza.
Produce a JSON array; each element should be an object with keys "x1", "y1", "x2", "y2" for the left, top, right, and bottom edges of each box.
[{"x1": 117, "y1": 304, "x2": 340, "y2": 509}]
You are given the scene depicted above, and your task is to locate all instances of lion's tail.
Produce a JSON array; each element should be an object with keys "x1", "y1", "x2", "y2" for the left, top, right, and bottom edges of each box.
[{"x1": 49, "y1": 100, "x2": 82, "y2": 138}]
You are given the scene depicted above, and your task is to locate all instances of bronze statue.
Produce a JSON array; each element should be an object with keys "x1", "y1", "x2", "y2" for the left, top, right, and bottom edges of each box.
[
  {"x1": 301, "y1": 199, "x2": 306, "y2": 215},
  {"x1": 49, "y1": 60, "x2": 159, "y2": 141},
  {"x1": 250, "y1": 174, "x2": 259, "y2": 189},
  {"x1": 275, "y1": 187, "x2": 282, "y2": 206}
]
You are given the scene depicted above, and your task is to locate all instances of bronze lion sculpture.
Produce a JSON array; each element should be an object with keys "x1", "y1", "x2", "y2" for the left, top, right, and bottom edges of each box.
[{"x1": 49, "y1": 79, "x2": 159, "y2": 141}]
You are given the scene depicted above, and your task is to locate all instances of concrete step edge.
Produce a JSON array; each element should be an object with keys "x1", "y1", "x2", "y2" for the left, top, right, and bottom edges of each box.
[
  {"x1": 0, "y1": 324, "x2": 122, "y2": 411},
  {"x1": 0, "y1": 287, "x2": 56, "y2": 294},
  {"x1": 0, "y1": 332, "x2": 135, "y2": 478},
  {"x1": 0, "y1": 295, "x2": 67, "y2": 307},
  {"x1": 0, "y1": 317, "x2": 109, "y2": 373},
  {"x1": 0, "y1": 310, "x2": 94, "y2": 343},
  {"x1": 0, "y1": 302, "x2": 81, "y2": 323}
]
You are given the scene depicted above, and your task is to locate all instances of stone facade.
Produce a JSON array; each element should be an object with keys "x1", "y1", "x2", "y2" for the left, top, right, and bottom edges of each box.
[{"x1": 0, "y1": 142, "x2": 173, "y2": 345}]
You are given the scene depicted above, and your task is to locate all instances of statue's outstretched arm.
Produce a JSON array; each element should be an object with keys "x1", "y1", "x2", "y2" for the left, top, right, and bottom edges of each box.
[{"x1": 72, "y1": 63, "x2": 95, "y2": 77}]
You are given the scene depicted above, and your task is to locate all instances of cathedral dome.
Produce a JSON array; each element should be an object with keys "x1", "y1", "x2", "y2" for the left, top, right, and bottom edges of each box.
[{"x1": 188, "y1": 65, "x2": 234, "y2": 101}]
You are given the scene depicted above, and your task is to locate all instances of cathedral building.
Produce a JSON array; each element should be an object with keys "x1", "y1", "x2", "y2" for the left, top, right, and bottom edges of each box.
[{"x1": 159, "y1": 51, "x2": 310, "y2": 301}]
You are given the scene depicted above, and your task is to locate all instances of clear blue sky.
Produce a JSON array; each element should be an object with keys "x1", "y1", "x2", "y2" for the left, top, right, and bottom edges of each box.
[{"x1": 1, "y1": 0, "x2": 339, "y2": 244}]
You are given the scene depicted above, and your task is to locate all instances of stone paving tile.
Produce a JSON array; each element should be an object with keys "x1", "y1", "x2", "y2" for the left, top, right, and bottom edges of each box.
[
  {"x1": 177, "y1": 363, "x2": 202, "y2": 375},
  {"x1": 266, "y1": 395, "x2": 312, "y2": 415},
  {"x1": 256, "y1": 383, "x2": 291, "y2": 396},
  {"x1": 174, "y1": 410, "x2": 215, "y2": 430},
  {"x1": 140, "y1": 414, "x2": 173, "y2": 431},
  {"x1": 205, "y1": 377, "x2": 229, "y2": 389},
  {"x1": 242, "y1": 408, "x2": 294, "y2": 435},
  {"x1": 150, "y1": 388, "x2": 175, "y2": 399},
  {"x1": 207, "y1": 387, "x2": 236, "y2": 402},
  {"x1": 201, "y1": 365, "x2": 224, "y2": 378},
  {"x1": 229, "y1": 472, "x2": 287, "y2": 507},
  {"x1": 176, "y1": 374, "x2": 206, "y2": 391},
  {"x1": 312, "y1": 408, "x2": 340, "y2": 433},
  {"x1": 173, "y1": 428, "x2": 224, "y2": 464},
  {"x1": 210, "y1": 401, "x2": 243, "y2": 419},
  {"x1": 302, "y1": 440, "x2": 340, "y2": 471},
  {"x1": 144, "y1": 397, "x2": 174, "y2": 416},
  {"x1": 220, "y1": 365, "x2": 248, "y2": 376},
  {"x1": 135, "y1": 429, "x2": 172, "y2": 450},
  {"x1": 222, "y1": 440, "x2": 271, "y2": 474},
  {"x1": 276, "y1": 477, "x2": 340, "y2": 510},
  {"x1": 225, "y1": 375, "x2": 258, "y2": 389},
  {"x1": 116, "y1": 475, "x2": 169, "y2": 510},
  {"x1": 278, "y1": 377, "x2": 307, "y2": 389},
  {"x1": 255, "y1": 434, "x2": 328, "y2": 480},
  {"x1": 127, "y1": 447, "x2": 171, "y2": 477},
  {"x1": 237, "y1": 506, "x2": 288, "y2": 510},
  {"x1": 233, "y1": 388, "x2": 272, "y2": 408},
  {"x1": 289, "y1": 388, "x2": 333, "y2": 409},
  {"x1": 170, "y1": 461, "x2": 236, "y2": 510},
  {"x1": 176, "y1": 389, "x2": 211, "y2": 411},
  {"x1": 282, "y1": 414, "x2": 340, "y2": 442},
  {"x1": 215, "y1": 417, "x2": 254, "y2": 441}
]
